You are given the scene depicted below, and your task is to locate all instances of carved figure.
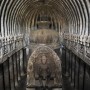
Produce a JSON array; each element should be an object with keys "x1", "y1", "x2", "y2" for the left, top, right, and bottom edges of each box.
[
  {"x1": 27, "y1": 45, "x2": 62, "y2": 88},
  {"x1": 27, "y1": 62, "x2": 35, "y2": 86}
]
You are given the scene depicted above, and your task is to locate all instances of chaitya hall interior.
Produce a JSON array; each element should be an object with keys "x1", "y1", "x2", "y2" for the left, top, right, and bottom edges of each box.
[{"x1": 0, "y1": 0, "x2": 90, "y2": 90}]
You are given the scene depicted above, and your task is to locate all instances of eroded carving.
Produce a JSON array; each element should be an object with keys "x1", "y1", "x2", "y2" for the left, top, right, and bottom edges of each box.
[
  {"x1": 78, "y1": 44, "x2": 84, "y2": 54},
  {"x1": 27, "y1": 45, "x2": 62, "y2": 88},
  {"x1": 86, "y1": 46, "x2": 90, "y2": 58}
]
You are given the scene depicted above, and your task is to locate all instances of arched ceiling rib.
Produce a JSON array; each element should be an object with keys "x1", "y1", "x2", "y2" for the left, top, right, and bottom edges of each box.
[{"x1": 0, "y1": 0, "x2": 90, "y2": 36}]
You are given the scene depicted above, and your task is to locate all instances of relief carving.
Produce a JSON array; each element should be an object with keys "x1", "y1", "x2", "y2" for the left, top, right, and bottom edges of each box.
[
  {"x1": 78, "y1": 44, "x2": 84, "y2": 54},
  {"x1": 27, "y1": 45, "x2": 62, "y2": 88},
  {"x1": 27, "y1": 62, "x2": 35, "y2": 86},
  {"x1": 86, "y1": 46, "x2": 90, "y2": 58}
]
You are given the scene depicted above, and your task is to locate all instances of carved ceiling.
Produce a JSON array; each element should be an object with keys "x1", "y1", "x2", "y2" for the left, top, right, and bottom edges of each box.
[{"x1": 1, "y1": 0, "x2": 89, "y2": 35}]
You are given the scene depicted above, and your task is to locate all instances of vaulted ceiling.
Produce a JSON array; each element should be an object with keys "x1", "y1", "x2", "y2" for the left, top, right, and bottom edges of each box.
[{"x1": 0, "y1": 0, "x2": 90, "y2": 37}]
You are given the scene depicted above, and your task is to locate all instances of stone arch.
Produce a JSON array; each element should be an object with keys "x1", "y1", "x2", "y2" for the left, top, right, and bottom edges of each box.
[{"x1": 27, "y1": 45, "x2": 62, "y2": 87}]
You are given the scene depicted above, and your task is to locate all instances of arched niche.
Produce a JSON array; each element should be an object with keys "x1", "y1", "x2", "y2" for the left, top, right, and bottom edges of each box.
[{"x1": 27, "y1": 45, "x2": 62, "y2": 88}]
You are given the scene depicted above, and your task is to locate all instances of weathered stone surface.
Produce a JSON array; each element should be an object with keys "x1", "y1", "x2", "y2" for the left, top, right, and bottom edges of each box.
[
  {"x1": 86, "y1": 46, "x2": 90, "y2": 58},
  {"x1": 30, "y1": 29, "x2": 59, "y2": 44},
  {"x1": 27, "y1": 45, "x2": 62, "y2": 88}
]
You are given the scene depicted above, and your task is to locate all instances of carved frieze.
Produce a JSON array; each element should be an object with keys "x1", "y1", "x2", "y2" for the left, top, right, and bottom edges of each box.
[
  {"x1": 78, "y1": 44, "x2": 84, "y2": 54},
  {"x1": 73, "y1": 42, "x2": 78, "y2": 51},
  {"x1": 86, "y1": 46, "x2": 90, "y2": 59}
]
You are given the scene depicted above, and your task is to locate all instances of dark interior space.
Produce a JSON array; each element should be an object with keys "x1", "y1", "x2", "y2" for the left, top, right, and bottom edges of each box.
[{"x1": 0, "y1": 0, "x2": 90, "y2": 90}]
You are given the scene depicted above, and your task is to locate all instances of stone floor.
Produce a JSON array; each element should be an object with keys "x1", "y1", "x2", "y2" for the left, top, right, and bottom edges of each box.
[{"x1": 15, "y1": 75, "x2": 73, "y2": 90}]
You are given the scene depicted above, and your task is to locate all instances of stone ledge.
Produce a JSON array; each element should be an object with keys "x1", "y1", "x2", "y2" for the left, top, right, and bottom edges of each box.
[
  {"x1": 66, "y1": 46, "x2": 90, "y2": 66},
  {"x1": 0, "y1": 46, "x2": 24, "y2": 64}
]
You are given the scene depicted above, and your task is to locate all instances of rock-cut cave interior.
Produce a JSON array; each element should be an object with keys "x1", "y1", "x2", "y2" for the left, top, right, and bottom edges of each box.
[{"x1": 0, "y1": 0, "x2": 90, "y2": 90}]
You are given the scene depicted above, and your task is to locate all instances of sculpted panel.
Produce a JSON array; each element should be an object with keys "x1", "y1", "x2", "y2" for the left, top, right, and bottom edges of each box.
[
  {"x1": 27, "y1": 45, "x2": 62, "y2": 88},
  {"x1": 86, "y1": 46, "x2": 90, "y2": 58}
]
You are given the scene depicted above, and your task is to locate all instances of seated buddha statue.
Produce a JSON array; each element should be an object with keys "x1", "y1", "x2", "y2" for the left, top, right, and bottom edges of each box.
[{"x1": 35, "y1": 54, "x2": 54, "y2": 87}]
